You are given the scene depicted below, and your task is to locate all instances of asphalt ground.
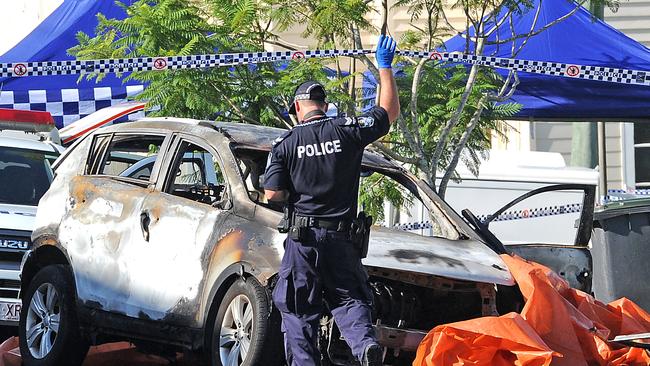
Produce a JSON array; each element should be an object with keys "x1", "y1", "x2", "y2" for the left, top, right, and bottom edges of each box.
[{"x1": 0, "y1": 337, "x2": 195, "y2": 366}]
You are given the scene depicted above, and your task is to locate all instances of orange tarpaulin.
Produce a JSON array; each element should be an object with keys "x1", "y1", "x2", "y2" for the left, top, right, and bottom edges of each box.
[{"x1": 414, "y1": 255, "x2": 650, "y2": 366}]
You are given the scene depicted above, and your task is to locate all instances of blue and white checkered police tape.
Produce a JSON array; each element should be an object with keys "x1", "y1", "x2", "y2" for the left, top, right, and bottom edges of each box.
[
  {"x1": 604, "y1": 188, "x2": 650, "y2": 203},
  {"x1": 394, "y1": 202, "x2": 584, "y2": 231},
  {"x1": 3, "y1": 49, "x2": 650, "y2": 87}
]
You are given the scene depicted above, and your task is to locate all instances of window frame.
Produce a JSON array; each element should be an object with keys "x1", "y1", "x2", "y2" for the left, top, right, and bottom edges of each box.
[
  {"x1": 84, "y1": 131, "x2": 172, "y2": 188},
  {"x1": 158, "y1": 133, "x2": 231, "y2": 208},
  {"x1": 634, "y1": 123, "x2": 650, "y2": 187}
]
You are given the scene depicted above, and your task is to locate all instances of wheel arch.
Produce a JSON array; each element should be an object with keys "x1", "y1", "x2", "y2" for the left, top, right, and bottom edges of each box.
[
  {"x1": 202, "y1": 261, "x2": 271, "y2": 350},
  {"x1": 21, "y1": 239, "x2": 72, "y2": 298}
]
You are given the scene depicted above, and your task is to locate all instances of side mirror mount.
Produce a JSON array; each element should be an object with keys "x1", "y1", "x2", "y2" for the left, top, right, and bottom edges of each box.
[
  {"x1": 213, "y1": 189, "x2": 233, "y2": 210},
  {"x1": 248, "y1": 190, "x2": 261, "y2": 203},
  {"x1": 360, "y1": 169, "x2": 373, "y2": 178},
  {"x1": 205, "y1": 184, "x2": 231, "y2": 210}
]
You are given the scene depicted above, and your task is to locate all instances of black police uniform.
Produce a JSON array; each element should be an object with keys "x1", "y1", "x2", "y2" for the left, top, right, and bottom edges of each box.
[{"x1": 264, "y1": 106, "x2": 390, "y2": 366}]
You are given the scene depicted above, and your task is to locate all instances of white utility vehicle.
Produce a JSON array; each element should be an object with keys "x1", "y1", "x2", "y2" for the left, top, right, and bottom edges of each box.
[{"x1": 0, "y1": 109, "x2": 62, "y2": 331}]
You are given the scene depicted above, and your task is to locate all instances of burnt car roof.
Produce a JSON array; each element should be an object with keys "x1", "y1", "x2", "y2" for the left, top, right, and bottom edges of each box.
[{"x1": 100, "y1": 118, "x2": 401, "y2": 170}]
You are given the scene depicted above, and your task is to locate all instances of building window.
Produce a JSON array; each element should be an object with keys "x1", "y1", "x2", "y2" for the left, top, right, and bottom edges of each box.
[{"x1": 634, "y1": 123, "x2": 650, "y2": 187}]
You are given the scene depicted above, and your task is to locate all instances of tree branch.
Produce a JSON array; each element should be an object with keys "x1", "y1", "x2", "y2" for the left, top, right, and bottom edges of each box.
[
  {"x1": 430, "y1": 37, "x2": 484, "y2": 188},
  {"x1": 371, "y1": 141, "x2": 419, "y2": 164},
  {"x1": 438, "y1": 94, "x2": 488, "y2": 198},
  {"x1": 490, "y1": 70, "x2": 520, "y2": 102},
  {"x1": 266, "y1": 98, "x2": 293, "y2": 129},
  {"x1": 381, "y1": 0, "x2": 389, "y2": 35},
  {"x1": 409, "y1": 58, "x2": 428, "y2": 150},
  {"x1": 438, "y1": 4, "x2": 462, "y2": 35},
  {"x1": 262, "y1": 38, "x2": 299, "y2": 51},
  {"x1": 397, "y1": 116, "x2": 429, "y2": 173},
  {"x1": 209, "y1": 82, "x2": 261, "y2": 125},
  {"x1": 486, "y1": 0, "x2": 588, "y2": 46},
  {"x1": 352, "y1": 25, "x2": 379, "y2": 80}
]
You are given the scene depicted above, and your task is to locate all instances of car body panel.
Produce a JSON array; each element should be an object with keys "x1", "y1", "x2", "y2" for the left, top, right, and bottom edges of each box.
[
  {"x1": 462, "y1": 183, "x2": 595, "y2": 293},
  {"x1": 364, "y1": 227, "x2": 512, "y2": 285}
]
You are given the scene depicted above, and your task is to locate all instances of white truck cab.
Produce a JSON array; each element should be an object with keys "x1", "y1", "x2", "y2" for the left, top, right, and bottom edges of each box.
[{"x1": 0, "y1": 109, "x2": 63, "y2": 328}]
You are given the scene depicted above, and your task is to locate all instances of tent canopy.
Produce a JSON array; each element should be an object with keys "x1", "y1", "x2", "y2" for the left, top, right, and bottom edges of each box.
[
  {"x1": 0, "y1": 0, "x2": 142, "y2": 128},
  {"x1": 442, "y1": 0, "x2": 650, "y2": 122}
]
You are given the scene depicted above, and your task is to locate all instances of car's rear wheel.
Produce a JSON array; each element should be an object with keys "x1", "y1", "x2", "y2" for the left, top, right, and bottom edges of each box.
[
  {"x1": 210, "y1": 277, "x2": 282, "y2": 366},
  {"x1": 19, "y1": 265, "x2": 88, "y2": 366}
]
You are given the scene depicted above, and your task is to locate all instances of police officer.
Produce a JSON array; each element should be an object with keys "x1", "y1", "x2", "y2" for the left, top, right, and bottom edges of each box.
[{"x1": 264, "y1": 34, "x2": 399, "y2": 366}]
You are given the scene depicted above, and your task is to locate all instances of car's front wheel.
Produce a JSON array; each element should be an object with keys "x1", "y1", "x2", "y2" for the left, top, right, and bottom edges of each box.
[
  {"x1": 19, "y1": 265, "x2": 88, "y2": 366},
  {"x1": 210, "y1": 277, "x2": 282, "y2": 366}
]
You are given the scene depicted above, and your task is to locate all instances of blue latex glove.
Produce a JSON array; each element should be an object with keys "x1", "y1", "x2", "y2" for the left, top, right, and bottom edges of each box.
[{"x1": 375, "y1": 34, "x2": 397, "y2": 69}]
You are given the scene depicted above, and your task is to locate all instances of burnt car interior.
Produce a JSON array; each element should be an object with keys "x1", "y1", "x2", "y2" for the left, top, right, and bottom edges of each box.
[
  {"x1": 86, "y1": 134, "x2": 228, "y2": 206},
  {"x1": 163, "y1": 141, "x2": 226, "y2": 205},
  {"x1": 232, "y1": 147, "x2": 277, "y2": 208},
  {"x1": 231, "y1": 145, "x2": 459, "y2": 241}
]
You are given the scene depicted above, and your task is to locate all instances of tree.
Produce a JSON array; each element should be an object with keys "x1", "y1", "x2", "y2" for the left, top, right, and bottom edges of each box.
[
  {"x1": 69, "y1": 0, "x2": 620, "y2": 221},
  {"x1": 371, "y1": 0, "x2": 621, "y2": 200}
]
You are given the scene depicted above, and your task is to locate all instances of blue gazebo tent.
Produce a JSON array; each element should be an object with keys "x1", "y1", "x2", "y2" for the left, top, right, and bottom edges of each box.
[
  {"x1": 0, "y1": 0, "x2": 143, "y2": 128},
  {"x1": 364, "y1": 1, "x2": 650, "y2": 122},
  {"x1": 444, "y1": 0, "x2": 650, "y2": 121}
]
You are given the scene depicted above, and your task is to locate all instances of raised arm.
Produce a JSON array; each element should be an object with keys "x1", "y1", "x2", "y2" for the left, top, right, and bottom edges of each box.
[{"x1": 375, "y1": 35, "x2": 400, "y2": 123}]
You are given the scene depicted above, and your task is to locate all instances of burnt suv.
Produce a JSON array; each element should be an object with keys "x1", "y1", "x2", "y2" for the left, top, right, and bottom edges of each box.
[{"x1": 20, "y1": 118, "x2": 593, "y2": 366}]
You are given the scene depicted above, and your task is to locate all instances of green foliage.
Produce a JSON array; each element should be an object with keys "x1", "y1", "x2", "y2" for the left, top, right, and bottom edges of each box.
[
  {"x1": 270, "y1": 0, "x2": 374, "y2": 46},
  {"x1": 359, "y1": 173, "x2": 412, "y2": 222},
  {"x1": 68, "y1": 0, "x2": 592, "y2": 220},
  {"x1": 68, "y1": 0, "x2": 371, "y2": 126}
]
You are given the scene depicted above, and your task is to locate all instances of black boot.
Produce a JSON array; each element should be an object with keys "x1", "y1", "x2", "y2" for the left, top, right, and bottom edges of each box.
[{"x1": 362, "y1": 344, "x2": 382, "y2": 366}]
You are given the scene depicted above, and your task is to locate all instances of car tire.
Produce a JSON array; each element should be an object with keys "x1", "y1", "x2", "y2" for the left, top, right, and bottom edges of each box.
[
  {"x1": 19, "y1": 265, "x2": 89, "y2": 366},
  {"x1": 210, "y1": 277, "x2": 282, "y2": 366}
]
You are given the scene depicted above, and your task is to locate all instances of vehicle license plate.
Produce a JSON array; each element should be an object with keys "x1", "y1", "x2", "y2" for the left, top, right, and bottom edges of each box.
[{"x1": 0, "y1": 300, "x2": 21, "y2": 322}]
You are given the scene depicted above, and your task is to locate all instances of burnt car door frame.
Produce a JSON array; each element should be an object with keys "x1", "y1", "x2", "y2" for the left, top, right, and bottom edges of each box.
[
  {"x1": 472, "y1": 184, "x2": 596, "y2": 248},
  {"x1": 141, "y1": 132, "x2": 236, "y2": 326},
  {"x1": 70, "y1": 130, "x2": 173, "y2": 315},
  {"x1": 462, "y1": 183, "x2": 596, "y2": 292}
]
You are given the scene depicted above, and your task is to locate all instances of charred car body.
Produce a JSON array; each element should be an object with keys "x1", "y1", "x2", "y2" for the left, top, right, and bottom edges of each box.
[{"x1": 20, "y1": 118, "x2": 593, "y2": 366}]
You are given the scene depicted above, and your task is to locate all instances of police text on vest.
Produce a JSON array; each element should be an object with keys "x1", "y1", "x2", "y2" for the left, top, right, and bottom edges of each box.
[{"x1": 297, "y1": 140, "x2": 342, "y2": 158}]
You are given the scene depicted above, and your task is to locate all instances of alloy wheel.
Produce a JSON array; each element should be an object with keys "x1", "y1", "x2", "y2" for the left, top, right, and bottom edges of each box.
[
  {"x1": 25, "y1": 283, "x2": 60, "y2": 359},
  {"x1": 219, "y1": 294, "x2": 254, "y2": 366}
]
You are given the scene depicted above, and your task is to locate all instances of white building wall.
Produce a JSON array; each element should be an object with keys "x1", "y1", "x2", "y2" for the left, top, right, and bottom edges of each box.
[
  {"x1": 0, "y1": 1, "x2": 63, "y2": 55},
  {"x1": 605, "y1": 1, "x2": 650, "y2": 46},
  {"x1": 531, "y1": 122, "x2": 627, "y2": 189}
]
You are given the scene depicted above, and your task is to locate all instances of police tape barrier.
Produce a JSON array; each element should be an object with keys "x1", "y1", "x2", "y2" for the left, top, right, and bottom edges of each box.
[
  {"x1": 394, "y1": 202, "x2": 583, "y2": 231},
  {"x1": 3, "y1": 49, "x2": 650, "y2": 87},
  {"x1": 603, "y1": 189, "x2": 650, "y2": 203}
]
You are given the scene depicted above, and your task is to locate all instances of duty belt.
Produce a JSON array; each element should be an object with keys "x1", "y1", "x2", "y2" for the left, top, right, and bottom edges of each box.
[{"x1": 293, "y1": 215, "x2": 350, "y2": 232}]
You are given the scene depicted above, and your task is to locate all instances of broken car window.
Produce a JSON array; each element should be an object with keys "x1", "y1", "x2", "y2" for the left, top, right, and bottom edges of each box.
[
  {"x1": 89, "y1": 134, "x2": 165, "y2": 182},
  {"x1": 232, "y1": 148, "x2": 276, "y2": 207},
  {"x1": 360, "y1": 170, "x2": 458, "y2": 240},
  {"x1": 164, "y1": 141, "x2": 226, "y2": 206}
]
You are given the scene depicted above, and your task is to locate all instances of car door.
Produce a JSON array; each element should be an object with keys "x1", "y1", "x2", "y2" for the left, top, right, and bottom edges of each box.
[
  {"x1": 64, "y1": 132, "x2": 171, "y2": 312},
  {"x1": 123, "y1": 134, "x2": 233, "y2": 325},
  {"x1": 461, "y1": 184, "x2": 595, "y2": 292}
]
